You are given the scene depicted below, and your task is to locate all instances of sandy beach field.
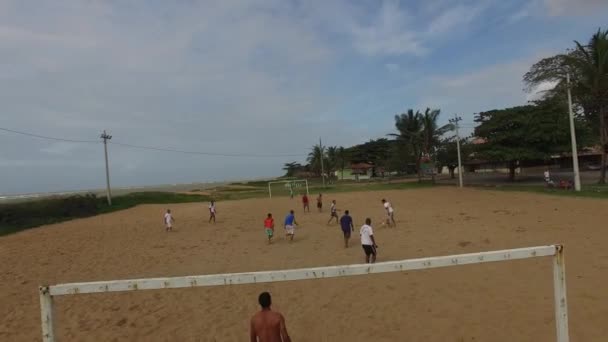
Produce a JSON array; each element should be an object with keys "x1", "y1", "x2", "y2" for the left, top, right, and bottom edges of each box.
[{"x1": 1, "y1": 187, "x2": 607, "y2": 341}]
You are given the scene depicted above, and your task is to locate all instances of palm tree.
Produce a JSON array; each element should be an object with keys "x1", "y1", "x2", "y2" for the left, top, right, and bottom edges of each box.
[
  {"x1": 420, "y1": 108, "x2": 453, "y2": 182},
  {"x1": 282, "y1": 162, "x2": 302, "y2": 177},
  {"x1": 336, "y1": 147, "x2": 348, "y2": 180},
  {"x1": 307, "y1": 143, "x2": 325, "y2": 177},
  {"x1": 421, "y1": 108, "x2": 454, "y2": 156},
  {"x1": 389, "y1": 109, "x2": 424, "y2": 179},
  {"x1": 525, "y1": 28, "x2": 608, "y2": 183},
  {"x1": 325, "y1": 146, "x2": 338, "y2": 179}
]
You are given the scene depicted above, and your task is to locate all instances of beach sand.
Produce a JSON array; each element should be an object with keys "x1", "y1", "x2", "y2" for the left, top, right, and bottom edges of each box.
[{"x1": 1, "y1": 187, "x2": 607, "y2": 341}]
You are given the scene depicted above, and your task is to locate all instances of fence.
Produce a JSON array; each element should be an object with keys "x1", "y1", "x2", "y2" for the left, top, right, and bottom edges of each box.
[{"x1": 39, "y1": 244, "x2": 569, "y2": 342}]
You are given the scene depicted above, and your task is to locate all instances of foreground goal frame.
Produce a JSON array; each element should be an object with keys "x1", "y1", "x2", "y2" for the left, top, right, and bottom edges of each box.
[{"x1": 39, "y1": 244, "x2": 569, "y2": 342}]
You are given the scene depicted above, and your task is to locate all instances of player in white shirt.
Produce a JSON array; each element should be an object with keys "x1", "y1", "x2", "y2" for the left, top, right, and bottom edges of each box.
[
  {"x1": 209, "y1": 201, "x2": 216, "y2": 224},
  {"x1": 360, "y1": 218, "x2": 377, "y2": 263},
  {"x1": 381, "y1": 199, "x2": 396, "y2": 227},
  {"x1": 164, "y1": 209, "x2": 174, "y2": 232},
  {"x1": 327, "y1": 200, "x2": 339, "y2": 225}
]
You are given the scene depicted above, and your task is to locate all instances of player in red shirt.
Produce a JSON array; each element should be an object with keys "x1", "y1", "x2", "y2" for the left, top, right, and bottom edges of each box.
[
  {"x1": 264, "y1": 213, "x2": 275, "y2": 244},
  {"x1": 302, "y1": 194, "x2": 310, "y2": 212}
]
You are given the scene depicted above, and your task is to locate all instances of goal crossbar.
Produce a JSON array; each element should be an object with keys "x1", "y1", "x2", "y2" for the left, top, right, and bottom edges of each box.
[
  {"x1": 267, "y1": 179, "x2": 309, "y2": 198},
  {"x1": 39, "y1": 244, "x2": 569, "y2": 342}
]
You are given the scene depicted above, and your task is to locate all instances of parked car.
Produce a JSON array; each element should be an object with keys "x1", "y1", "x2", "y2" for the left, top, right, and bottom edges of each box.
[{"x1": 584, "y1": 163, "x2": 602, "y2": 171}]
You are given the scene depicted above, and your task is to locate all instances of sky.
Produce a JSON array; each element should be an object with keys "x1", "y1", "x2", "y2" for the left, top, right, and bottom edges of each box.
[{"x1": 1, "y1": 0, "x2": 607, "y2": 194}]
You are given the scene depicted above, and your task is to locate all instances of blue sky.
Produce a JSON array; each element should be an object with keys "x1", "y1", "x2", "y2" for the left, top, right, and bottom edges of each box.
[{"x1": 1, "y1": 0, "x2": 607, "y2": 194}]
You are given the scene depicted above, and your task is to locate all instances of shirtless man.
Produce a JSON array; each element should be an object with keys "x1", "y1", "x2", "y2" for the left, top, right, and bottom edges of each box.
[
  {"x1": 209, "y1": 201, "x2": 216, "y2": 223},
  {"x1": 250, "y1": 292, "x2": 291, "y2": 342},
  {"x1": 381, "y1": 199, "x2": 396, "y2": 227},
  {"x1": 302, "y1": 194, "x2": 310, "y2": 212},
  {"x1": 163, "y1": 209, "x2": 174, "y2": 232},
  {"x1": 327, "y1": 200, "x2": 339, "y2": 225}
]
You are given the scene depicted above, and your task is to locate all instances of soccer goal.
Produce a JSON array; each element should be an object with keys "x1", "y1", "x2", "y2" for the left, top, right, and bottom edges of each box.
[
  {"x1": 267, "y1": 179, "x2": 309, "y2": 198},
  {"x1": 39, "y1": 245, "x2": 569, "y2": 342}
]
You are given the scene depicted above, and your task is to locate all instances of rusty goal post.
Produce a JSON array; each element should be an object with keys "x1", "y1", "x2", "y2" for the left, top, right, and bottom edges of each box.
[{"x1": 39, "y1": 244, "x2": 569, "y2": 342}]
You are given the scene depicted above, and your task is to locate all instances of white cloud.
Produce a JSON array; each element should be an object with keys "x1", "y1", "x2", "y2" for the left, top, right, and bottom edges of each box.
[
  {"x1": 0, "y1": 0, "x2": 343, "y2": 193},
  {"x1": 426, "y1": 4, "x2": 485, "y2": 36},
  {"x1": 348, "y1": 0, "x2": 426, "y2": 56},
  {"x1": 526, "y1": 80, "x2": 560, "y2": 102},
  {"x1": 544, "y1": 0, "x2": 608, "y2": 15},
  {"x1": 411, "y1": 56, "x2": 548, "y2": 132}
]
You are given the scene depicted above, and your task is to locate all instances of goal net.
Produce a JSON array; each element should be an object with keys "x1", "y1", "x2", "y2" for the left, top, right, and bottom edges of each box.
[{"x1": 268, "y1": 179, "x2": 309, "y2": 198}]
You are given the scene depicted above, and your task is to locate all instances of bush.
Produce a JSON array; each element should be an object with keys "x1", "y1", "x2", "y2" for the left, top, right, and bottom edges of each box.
[{"x1": 0, "y1": 192, "x2": 210, "y2": 236}]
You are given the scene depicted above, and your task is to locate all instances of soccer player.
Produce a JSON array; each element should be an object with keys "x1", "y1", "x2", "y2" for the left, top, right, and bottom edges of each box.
[
  {"x1": 250, "y1": 292, "x2": 291, "y2": 342},
  {"x1": 381, "y1": 199, "x2": 396, "y2": 227},
  {"x1": 264, "y1": 213, "x2": 275, "y2": 244},
  {"x1": 340, "y1": 210, "x2": 354, "y2": 248},
  {"x1": 164, "y1": 209, "x2": 174, "y2": 232},
  {"x1": 284, "y1": 210, "x2": 298, "y2": 242},
  {"x1": 360, "y1": 218, "x2": 378, "y2": 263},
  {"x1": 316, "y1": 193, "x2": 323, "y2": 212},
  {"x1": 209, "y1": 200, "x2": 216, "y2": 223},
  {"x1": 302, "y1": 194, "x2": 310, "y2": 212},
  {"x1": 327, "y1": 200, "x2": 339, "y2": 225}
]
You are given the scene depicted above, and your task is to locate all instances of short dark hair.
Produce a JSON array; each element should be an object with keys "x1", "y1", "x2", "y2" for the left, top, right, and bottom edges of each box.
[
  {"x1": 267, "y1": 213, "x2": 272, "y2": 217},
  {"x1": 365, "y1": 217, "x2": 371, "y2": 225},
  {"x1": 290, "y1": 210, "x2": 294, "y2": 214},
  {"x1": 258, "y1": 292, "x2": 271, "y2": 308},
  {"x1": 345, "y1": 210, "x2": 349, "y2": 215},
  {"x1": 381, "y1": 199, "x2": 386, "y2": 202}
]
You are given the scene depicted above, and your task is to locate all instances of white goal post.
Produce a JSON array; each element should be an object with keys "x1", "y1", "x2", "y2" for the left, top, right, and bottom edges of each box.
[
  {"x1": 267, "y1": 179, "x2": 309, "y2": 198},
  {"x1": 39, "y1": 244, "x2": 569, "y2": 342}
]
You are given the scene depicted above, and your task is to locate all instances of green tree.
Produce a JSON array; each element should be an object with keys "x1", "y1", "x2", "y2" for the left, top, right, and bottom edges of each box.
[
  {"x1": 390, "y1": 109, "x2": 424, "y2": 178},
  {"x1": 524, "y1": 28, "x2": 608, "y2": 183},
  {"x1": 336, "y1": 147, "x2": 349, "y2": 180},
  {"x1": 421, "y1": 108, "x2": 453, "y2": 156},
  {"x1": 436, "y1": 138, "x2": 471, "y2": 179},
  {"x1": 474, "y1": 99, "x2": 585, "y2": 181},
  {"x1": 282, "y1": 162, "x2": 302, "y2": 177},
  {"x1": 386, "y1": 140, "x2": 411, "y2": 175},
  {"x1": 325, "y1": 146, "x2": 339, "y2": 179},
  {"x1": 307, "y1": 143, "x2": 325, "y2": 177},
  {"x1": 390, "y1": 108, "x2": 448, "y2": 180}
]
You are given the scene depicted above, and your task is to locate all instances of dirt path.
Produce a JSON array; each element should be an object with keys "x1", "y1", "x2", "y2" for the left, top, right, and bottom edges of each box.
[{"x1": 1, "y1": 187, "x2": 607, "y2": 341}]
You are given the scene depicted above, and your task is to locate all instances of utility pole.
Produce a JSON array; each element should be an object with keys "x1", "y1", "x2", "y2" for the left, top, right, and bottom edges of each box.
[
  {"x1": 100, "y1": 130, "x2": 113, "y2": 205},
  {"x1": 319, "y1": 137, "x2": 326, "y2": 188},
  {"x1": 567, "y1": 73, "x2": 581, "y2": 191},
  {"x1": 449, "y1": 115, "x2": 464, "y2": 188}
]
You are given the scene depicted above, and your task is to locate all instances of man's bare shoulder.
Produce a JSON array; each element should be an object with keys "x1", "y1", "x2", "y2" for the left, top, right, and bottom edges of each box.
[{"x1": 252, "y1": 310, "x2": 283, "y2": 322}]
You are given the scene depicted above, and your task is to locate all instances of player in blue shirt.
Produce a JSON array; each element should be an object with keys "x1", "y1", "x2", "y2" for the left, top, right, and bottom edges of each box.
[
  {"x1": 339, "y1": 210, "x2": 354, "y2": 248},
  {"x1": 284, "y1": 210, "x2": 298, "y2": 242}
]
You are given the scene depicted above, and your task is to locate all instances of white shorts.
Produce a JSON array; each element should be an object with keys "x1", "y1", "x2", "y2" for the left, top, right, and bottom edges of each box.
[{"x1": 285, "y1": 225, "x2": 295, "y2": 235}]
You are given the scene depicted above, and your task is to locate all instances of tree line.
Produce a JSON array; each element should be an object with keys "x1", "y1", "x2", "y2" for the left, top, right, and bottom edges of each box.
[{"x1": 283, "y1": 28, "x2": 608, "y2": 183}]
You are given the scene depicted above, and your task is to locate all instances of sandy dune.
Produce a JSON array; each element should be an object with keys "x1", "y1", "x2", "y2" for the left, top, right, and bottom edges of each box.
[{"x1": 1, "y1": 187, "x2": 607, "y2": 341}]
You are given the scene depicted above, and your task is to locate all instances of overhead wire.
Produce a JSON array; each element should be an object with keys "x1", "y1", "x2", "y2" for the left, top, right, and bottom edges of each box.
[
  {"x1": 0, "y1": 126, "x2": 308, "y2": 158},
  {"x1": 0, "y1": 127, "x2": 99, "y2": 144},
  {"x1": 109, "y1": 141, "x2": 307, "y2": 158}
]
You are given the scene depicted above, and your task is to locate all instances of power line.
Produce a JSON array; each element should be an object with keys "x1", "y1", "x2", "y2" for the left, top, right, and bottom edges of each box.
[
  {"x1": 109, "y1": 141, "x2": 307, "y2": 158},
  {"x1": 0, "y1": 126, "x2": 308, "y2": 158},
  {"x1": 0, "y1": 127, "x2": 99, "y2": 143}
]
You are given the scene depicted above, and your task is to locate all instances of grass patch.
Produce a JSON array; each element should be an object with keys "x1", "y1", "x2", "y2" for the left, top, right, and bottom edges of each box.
[{"x1": 1, "y1": 192, "x2": 210, "y2": 236}]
